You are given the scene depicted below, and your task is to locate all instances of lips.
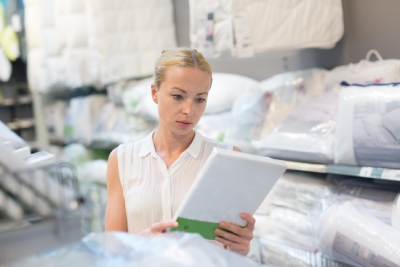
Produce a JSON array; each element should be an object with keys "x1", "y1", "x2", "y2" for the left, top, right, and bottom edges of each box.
[{"x1": 177, "y1": 120, "x2": 192, "y2": 128}]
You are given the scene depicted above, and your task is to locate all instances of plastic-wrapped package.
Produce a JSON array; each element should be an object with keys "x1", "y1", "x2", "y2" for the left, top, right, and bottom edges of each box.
[
  {"x1": 334, "y1": 84, "x2": 400, "y2": 168},
  {"x1": 189, "y1": 0, "x2": 343, "y2": 58},
  {"x1": 225, "y1": 91, "x2": 273, "y2": 153},
  {"x1": 318, "y1": 201, "x2": 400, "y2": 267},
  {"x1": 76, "y1": 160, "x2": 107, "y2": 185},
  {"x1": 259, "y1": 235, "x2": 318, "y2": 267},
  {"x1": 64, "y1": 95, "x2": 108, "y2": 144},
  {"x1": 195, "y1": 111, "x2": 231, "y2": 142},
  {"x1": 205, "y1": 73, "x2": 261, "y2": 114},
  {"x1": 226, "y1": 69, "x2": 326, "y2": 153},
  {"x1": 259, "y1": 69, "x2": 327, "y2": 136},
  {"x1": 324, "y1": 50, "x2": 400, "y2": 91},
  {"x1": 59, "y1": 143, "x2": 94, "y2": 166},
  {"x1": 121, "y1": 78, "x2": 159, "y2": 122},
  {"x1": 85, "y1": 0, "x2": 176, "y2": 85},
  {"x1": 335, "y1": 183, "x2": 400, "y2": 229},
  {"x1": 92, "y1": 102, "x2": 155, "y2": 144},
  {"x1": 259, "y1": 171, "x2": 334, "y2": 215},
  {"x1": 267, "y1": 207, "x2": 319, "y2": 249},
  {"x1": 45, "y1": 101, "x2": 68, "y2": 139},
  {"x1": 10, "y1": 232, "x2": 261, "y2": 267},
  {"x1": 253, "y1": 92, "x2": 338, "y2": 164}
]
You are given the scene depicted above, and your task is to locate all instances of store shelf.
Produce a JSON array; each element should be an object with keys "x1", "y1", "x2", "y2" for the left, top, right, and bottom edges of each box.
[
  {"x1": 285, "y1": 160, "x2": 400, "y2": 181},
  {"x1": 7, "y1": 118, "x2": 35, "y2": 130},
  {"x1": 49, "y1": 136, "x2": 119, "y2": 151},
  {"x1": 49, "y1": 136, "x2": 73, "y2": 146},
  {"x1": 0, "y1": 98, "x2": 15, "y2": 106},
  {"x1": 0, "y1": 96, "x2": 32, "y2": 107},
  {"x1": 88, "y1": 140, "x2": 119, "y2": 151}
]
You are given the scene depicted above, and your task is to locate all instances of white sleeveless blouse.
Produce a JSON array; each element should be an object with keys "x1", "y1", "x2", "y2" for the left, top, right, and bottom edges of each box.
[{"x1": 117, "y1": 131, "x2": 233, "y2": 234}]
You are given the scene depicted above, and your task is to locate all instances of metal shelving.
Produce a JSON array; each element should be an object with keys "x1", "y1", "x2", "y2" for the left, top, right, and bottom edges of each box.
[{"x1": 284, "y1": 160, "x2": 400, "y2": 182}]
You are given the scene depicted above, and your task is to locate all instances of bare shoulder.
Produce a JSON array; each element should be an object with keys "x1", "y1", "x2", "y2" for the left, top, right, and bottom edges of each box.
[
  {"x1": 108, "y1": 147, "x2": 118, "y2": 164},
  {"x1": 233, "y1": 146, "x2": 242, "y2": 152},
  {"x1": 107, "y1": 147, "x2": 119, "y2": 185}
]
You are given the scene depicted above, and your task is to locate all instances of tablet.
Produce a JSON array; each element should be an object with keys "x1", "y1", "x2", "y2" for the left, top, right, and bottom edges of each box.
[{"x1": 170, "y1": 147, "x2": 287, "y2": 239}]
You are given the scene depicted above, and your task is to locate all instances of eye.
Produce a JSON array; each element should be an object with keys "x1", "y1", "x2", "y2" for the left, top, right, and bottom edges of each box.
[
  {"x1": 196, "y1": 98, "x2": 206, "y2": 103},
  {"x1": 173, "y1": 94, "x2": 183, "y2": 100}
]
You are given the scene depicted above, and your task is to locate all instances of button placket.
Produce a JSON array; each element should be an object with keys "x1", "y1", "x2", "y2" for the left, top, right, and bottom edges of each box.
[{"x1": 157, "y1": 158, "x2": 173, "y2": 222}]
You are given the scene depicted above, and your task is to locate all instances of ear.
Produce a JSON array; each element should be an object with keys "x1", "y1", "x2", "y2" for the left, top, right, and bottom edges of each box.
[{"x1": 151, "y1": 84, "x2": 158, "y2": 104}]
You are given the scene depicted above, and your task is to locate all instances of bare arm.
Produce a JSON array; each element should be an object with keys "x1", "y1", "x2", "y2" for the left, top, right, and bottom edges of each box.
[
  {"x1": 105, "y1": 148, "x2": 178, "y2": 235},
  {"x1": 105, "y1": 148, "x2": 127, "y2": 232}
]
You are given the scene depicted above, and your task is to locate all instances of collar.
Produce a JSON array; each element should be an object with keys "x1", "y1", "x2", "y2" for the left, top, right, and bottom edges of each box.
[{"x1": 138, "y1": 130, "x2": 203, "y2": 160}]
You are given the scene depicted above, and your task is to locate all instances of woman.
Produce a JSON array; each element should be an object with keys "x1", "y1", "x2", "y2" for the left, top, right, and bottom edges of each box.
[{"x1": 105, "y1": 47, "x2": 255, "y2": 256}]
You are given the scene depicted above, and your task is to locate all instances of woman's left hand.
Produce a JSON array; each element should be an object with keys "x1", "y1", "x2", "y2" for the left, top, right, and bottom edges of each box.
[{"x1": 214, "y1": 213, "x2": 255, "y2": 256}]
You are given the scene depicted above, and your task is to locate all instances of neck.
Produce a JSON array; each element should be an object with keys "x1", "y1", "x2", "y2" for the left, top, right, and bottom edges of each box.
[{"x1": 153, "y1": 125, "x2": 195, "y2": 158}]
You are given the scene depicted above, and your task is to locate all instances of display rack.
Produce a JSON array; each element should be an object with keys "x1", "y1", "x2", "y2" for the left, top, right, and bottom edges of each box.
[
  {"x1": 285, "y1": 160, "x2": 400, "y2": 182},
  {"x1": 0, "y1": 161, "x2": 84, "y2": 264}
]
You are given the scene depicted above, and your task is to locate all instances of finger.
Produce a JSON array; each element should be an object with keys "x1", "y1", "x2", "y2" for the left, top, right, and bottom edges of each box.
[
  {"x1": 151, "y1": 221, "x2": 178, "y2": 233},
  {"x1": 215, "y1": 236, "x2": 247, "y2": 252},
  {"x1": 215, "y1": 228, "x2": 245, "y2": 244},
  {"x1": 220, "y1": 221, "x2": 251, "y2": 239},
  {"x1": 240, "y1": 213, "x2": 256, "y2": 231}
]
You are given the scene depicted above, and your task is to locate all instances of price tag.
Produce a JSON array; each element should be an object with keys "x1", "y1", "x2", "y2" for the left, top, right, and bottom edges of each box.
[
  {"x1": 359, "y1": 167, "x2": 373, "y2": 177},
  {"x1": 232, "y1": 13, "x2": 254, "y2": 58},
  {"x1": 381, "y1": 169, "x2": 400, "y2": 181}
]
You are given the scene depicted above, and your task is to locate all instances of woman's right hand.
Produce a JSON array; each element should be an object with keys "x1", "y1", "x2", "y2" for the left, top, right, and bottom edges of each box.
[{"x1": 139, "y1": 221, "x2": 178, "y2": 236}]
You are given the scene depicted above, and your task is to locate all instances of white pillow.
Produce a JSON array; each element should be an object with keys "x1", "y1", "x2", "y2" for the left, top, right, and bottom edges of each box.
[
  {"x1": 205, "y1": 73, "x2": 261, "y2": 114},
  {"x1": 122, "y1": 78, "x2": 156, "y2": 119}
]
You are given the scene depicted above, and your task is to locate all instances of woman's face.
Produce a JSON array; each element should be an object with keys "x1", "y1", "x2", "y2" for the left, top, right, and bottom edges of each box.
[{"x1": 152, "y1": 66, "x2": 211, "y2": 136}]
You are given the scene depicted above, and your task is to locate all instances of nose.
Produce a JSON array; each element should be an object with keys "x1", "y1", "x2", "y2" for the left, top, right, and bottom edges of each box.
[{"x1": 182, "y1": 99, "x2": 194, "y2": 116}]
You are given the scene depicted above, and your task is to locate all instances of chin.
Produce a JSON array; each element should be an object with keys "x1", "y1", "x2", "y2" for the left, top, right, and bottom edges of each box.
[{"x1": 172, "y1": 125, "x2": 195, "y2": 136}]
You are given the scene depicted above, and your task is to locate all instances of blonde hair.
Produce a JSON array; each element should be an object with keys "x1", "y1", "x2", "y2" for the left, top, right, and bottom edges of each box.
[{"x1": 154, "y1": 47, "x2": 212, "y2": 89}]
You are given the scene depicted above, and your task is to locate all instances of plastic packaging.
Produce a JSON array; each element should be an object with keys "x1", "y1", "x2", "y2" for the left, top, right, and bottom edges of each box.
[
  {"x1": 251, "y1": 69, "x2": 335, "y2": 163},
  {"x1": 318, "y1": 201, "x2": 400, "y2": 267},
  {"x1": 77, "y1": 160, "x2": 107, "y2": 184},
  {"x1": 334, "y1": 84, "x2": 400, "y2": 168},
  {"x1": 45, "y1": 101, "x2": 68, "y2": 139},
  {"x1": 253, "y1": 92, "x2": 338, "y2": 164},
  {"x1": 259, "y1": 235, "x2": 317, "y2": 267},
  {"x1": 92, "y1": 102, "x2": 155, "y2": 144},
  {"x1": 324, "y1": 50, "x2": 400, "y2": 91},
  {"x1": 227, "y1": 69, "x2": 326, "y2": 154},
  {"x1": 259, "y1": 68, "x2": 328, "y2": 137},
  {"x1": 195, "y1": 111, "x2": 231, "y2": 142},
  {"x1": 189, "y1": 0, "x2": 343, "y2": 57},
  {"x1": 10, "y1": 232, "x2": 261, "y2": 267},
  {"x1": 268, "y1": 207, "x2": 319, "y2": 249},
  {"x1": 336, "y1": 183, "x2": 400, "y2": 229},
  {"x1": 64, "y1": 95, "x2": 108, "y2": 144},
  {"x1": 226, "y1": 91, "x2": 273, "y2": 153},
  {"x1": 205, "y1": 73, "x2": 261, "y2": 114},
  {"x1": 119, "y1": 78, "x2": 158, "y2": 123},
  {"x1": 260, "y1": 171, "x2": 335, "y2": 215}
]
